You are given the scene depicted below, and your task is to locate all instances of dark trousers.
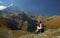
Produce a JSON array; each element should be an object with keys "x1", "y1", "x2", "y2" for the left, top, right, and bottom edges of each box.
[{"x1": 36, "y1": 29, "x2": 44, "y2": 34}]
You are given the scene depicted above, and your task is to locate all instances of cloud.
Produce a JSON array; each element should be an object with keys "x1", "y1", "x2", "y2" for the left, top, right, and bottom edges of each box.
[{"x1": 0, "y1": 5, "x2": 7, "y2": 10}]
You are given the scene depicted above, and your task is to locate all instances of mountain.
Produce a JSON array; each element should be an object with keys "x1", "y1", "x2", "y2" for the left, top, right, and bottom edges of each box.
[
  {"x1": 0, "y1": 14, "x2": 60, "y2": 38},
  {"x1": 0, "y1": 10, "x2": 36, "y2": 32},
  {"x1": 0, "y1": 4, "x2": 18, "y2": 15}
]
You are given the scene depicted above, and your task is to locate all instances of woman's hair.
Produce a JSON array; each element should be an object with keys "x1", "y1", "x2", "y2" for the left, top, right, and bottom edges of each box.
[
  {"x1": 39, "y1": 21, "x2": 42, "y2": 23},
  {"x1": 37, "y1": 20, "x2": 42, "y2": 23},
  {"x1": 35, "y1": 20, "x2": 38, "y2": 23},
  {"x1": 35, "y1": 20, "x2": 42, "y2": 23}
]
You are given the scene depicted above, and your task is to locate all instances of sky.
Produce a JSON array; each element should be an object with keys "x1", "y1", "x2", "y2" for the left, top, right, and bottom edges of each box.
[{"x1": 0, "y1": 0, "x2": 60, "y2": 16}]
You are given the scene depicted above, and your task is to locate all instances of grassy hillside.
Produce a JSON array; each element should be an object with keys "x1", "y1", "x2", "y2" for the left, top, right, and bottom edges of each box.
[
  {"x1": 0, "y1": 31, "x2": 9, "y2": 38},
  {"x1": 0, "y1": 16, "x2": 60, "y2": 38},
  {"x1": 32, "y1": 16, "x2": 47, "y2": 22},
  {"x1": 0, "y1": 28, "x2": 60, "y2": 38},
  {"x1": 0, "y1": 17, "x2": 10, "y2": 31},
  {"x1": 18, "y1": 28, "x2": 60, "y2": 38},
  {"x1": 0, "y1": 30, "x2": 31, "y2": 38},
  {"x1": 45, "y1": 16, "x2": 60, "y2": 29}
]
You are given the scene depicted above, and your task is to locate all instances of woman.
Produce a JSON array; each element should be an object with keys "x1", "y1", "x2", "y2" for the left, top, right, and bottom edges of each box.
[{"x1": 35, "y1": 20, "x2": 45, "y2": 34}]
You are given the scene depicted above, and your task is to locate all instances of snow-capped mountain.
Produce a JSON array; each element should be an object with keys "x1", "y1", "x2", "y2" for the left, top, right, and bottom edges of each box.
[{"x1": 0, "y1": 3, "x2": 18, "y2": 15}]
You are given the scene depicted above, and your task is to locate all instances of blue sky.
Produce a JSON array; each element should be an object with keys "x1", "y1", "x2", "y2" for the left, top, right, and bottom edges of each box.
[{"x1": 0, "y1": 0, "x2": 60, "y2": 16}]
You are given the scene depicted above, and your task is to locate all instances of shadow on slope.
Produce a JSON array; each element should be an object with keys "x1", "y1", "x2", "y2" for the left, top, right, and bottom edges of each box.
[
  {"x1": 5, "y1": 19, "x2": 18, "y2": 30},
  {"x1": 21, "y1": 12, "x2": 36, "y2": 32},
  {"x1": 0, "y1": 17, "x2": 19, "y2": 30}
]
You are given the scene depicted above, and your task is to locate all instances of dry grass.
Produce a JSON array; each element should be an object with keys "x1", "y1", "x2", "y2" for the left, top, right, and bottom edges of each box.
[
  {"x1": 0, "y1": 30, "x2": 31, "y2": 38},
  {"x1": 0, "y1": 31, "x2": 9, "y2": 38},
  {"x1": 45, "y1": 16, "x2": 60, "y2": 29},
  {"x1": 12, "y1": 30, "x2": 31, "y2": 37},
  {"x1": 38, "y1": 28, "x2": 60, "y2": 38},
  {"x1": 18, "y1": 28, "x2": 60, "y2": 38},
  {"x1": 33, "y1": 16, "x2": 47, "y2": 22},
  {"x1": 0, "y1": 18, "x2": 10, "y2": 31}
]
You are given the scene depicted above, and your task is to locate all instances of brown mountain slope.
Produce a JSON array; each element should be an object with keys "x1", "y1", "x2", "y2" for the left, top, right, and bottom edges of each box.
[
  {"x1": 0, "y1": 18, "x2": 10, "y2": 31},
  {"x1": 45, "y1": 16, "x2": 60, "y2": 29}
]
